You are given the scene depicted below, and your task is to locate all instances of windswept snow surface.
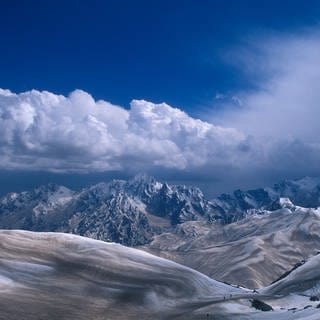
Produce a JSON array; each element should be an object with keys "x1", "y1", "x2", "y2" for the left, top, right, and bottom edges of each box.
[
  {"x1": 1, "y1": 231, "x2": 320, "y2": 319},
  {"x1": 0, "y1": 230, "x2": 245, "y2": 320},
  {"x1": 145, "y1": 204, "x2": 320, "y2": 289}
]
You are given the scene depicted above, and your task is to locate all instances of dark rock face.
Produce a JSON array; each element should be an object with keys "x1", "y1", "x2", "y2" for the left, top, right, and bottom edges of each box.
[
  {"x1": 310, "y1": 296, "x2": 319, "y2": 301},
  {"x1": 251, "y1": 299, "x2": 273, "y2": 311}
]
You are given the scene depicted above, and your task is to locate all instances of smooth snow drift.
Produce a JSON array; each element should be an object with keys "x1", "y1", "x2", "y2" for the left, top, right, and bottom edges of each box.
[
  {"x1": 1, "y1": 230, "x2": 320, "y2": 319},
  {"x1": 0, "y1": 230, "x2": 243, "y2": 320}
]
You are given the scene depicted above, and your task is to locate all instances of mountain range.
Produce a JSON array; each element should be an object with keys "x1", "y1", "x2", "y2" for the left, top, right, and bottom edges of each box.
[{"x1": 1, "y1": 174, "x2": 320, "y2": 288}]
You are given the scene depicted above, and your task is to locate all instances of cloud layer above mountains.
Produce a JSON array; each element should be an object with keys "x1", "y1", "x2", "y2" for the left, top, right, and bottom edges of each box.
[
  {"x1": 1, "y1": 29, "x2": 320, "y2": 191},
  {"x1": 0, "y1": 88, "x2": 245, "y2": 174}
]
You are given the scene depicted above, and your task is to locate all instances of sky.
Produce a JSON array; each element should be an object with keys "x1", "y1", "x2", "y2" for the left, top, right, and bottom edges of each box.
[{"x1": 0, "y1": 0, "x2": 320, "y2": 196}]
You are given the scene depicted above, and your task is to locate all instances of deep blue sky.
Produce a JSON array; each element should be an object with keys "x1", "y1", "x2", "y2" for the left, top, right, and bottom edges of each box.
[
  {"x1": 1, "y1": 0, "x2": 320, "y2": 196},
  {"x1": 1, "y1": 0, "x2": 320, "y2": 112}
]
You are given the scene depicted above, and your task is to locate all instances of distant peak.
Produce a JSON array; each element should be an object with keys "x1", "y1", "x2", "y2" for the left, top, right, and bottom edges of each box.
[
  {"x1": 160, "y1": 182, "x2": 172, "y2": 193},
  {"x1": 35, "y1": 183, "x2": 64, "y2": 193},
  {"x1": 293, "y1": 176, "x2": 320, "y2": 190},
  {"x1": 279, "y1": 197, "x2": 295, "y2": 209},
  {"x1": 129, "y1": 173, "x2": 157, "y2": 185}
]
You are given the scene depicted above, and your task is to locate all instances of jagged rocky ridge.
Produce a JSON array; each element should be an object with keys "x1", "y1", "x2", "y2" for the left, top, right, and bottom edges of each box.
[
  {"x1": 1, "y1": 175, "x2": 320, "y2": 247},
  {"x1": 0, "y1": 174, "x2": 220, "y2": 246}
]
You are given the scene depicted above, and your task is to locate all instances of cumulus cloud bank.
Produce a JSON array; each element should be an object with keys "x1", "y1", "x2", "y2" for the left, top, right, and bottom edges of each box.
[
  {"x1": 0, "y1": 88, "x2": 246, "y2": 175},
  {"x1": 1, "y1": 28, "x2": 320, "y2": 191}
]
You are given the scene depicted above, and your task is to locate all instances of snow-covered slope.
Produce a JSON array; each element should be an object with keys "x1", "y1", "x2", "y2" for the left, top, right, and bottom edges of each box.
[
  {"x1": 263, "y1": 252, "x2": 320, "y2": 297},
  {"x1": 144, "y1": 202, "x2": 320, "y2": 288},
  {"x1": 0, "y1": 230, "x2": 246, "y2": 320},
  {"x1": 1, "y1": 230, "x2": 320, "y2": 320}
]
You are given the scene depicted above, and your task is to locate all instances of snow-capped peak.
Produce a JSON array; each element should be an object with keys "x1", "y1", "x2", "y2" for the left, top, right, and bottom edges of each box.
[{"x1": 279, "y1": 197, "x2": 295, "y2": 209}]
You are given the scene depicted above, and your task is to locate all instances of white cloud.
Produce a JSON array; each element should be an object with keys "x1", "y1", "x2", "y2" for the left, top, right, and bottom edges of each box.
[{"x1": 0, "y1": 88, "x2": 245, "y2": 174}]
